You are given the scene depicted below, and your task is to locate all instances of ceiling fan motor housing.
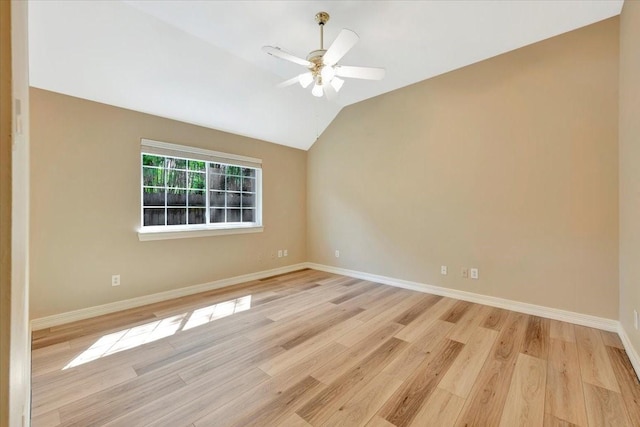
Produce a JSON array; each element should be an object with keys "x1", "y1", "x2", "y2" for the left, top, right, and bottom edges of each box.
[{"x1": 307, "y1": 49, "x2": 327, "y2": 66}]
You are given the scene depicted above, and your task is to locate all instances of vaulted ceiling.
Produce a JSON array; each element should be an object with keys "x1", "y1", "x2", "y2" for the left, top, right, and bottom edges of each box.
[{"x1": 28, "y1": 1, "x2": 623, "y2": 150}]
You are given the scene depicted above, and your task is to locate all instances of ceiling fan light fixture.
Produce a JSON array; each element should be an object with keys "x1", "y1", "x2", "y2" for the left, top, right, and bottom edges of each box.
[
  {"x1": 299, "y1": 72, "x2": 314, "y2": 88},
  {"x1": 320, "y1": 65, "x2": 336, "y2": 83},
  {"x1": 311, "y1": 83, "x2": 323, "y2": 97},
  {"x1": 330, "y1": 77, "x2": 344, "y2": 92}
]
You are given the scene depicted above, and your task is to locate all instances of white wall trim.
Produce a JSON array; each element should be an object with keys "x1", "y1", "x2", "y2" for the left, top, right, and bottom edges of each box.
[
  {"x1": 618, "y1": 324, "x2": 640, "y2": 381},
  {"x1": 138, "y1": 225, "x2": 263, "y2": 241},
  {"x1": 307, "y1": 262, "x2": 640, "y2": 379},
  {"x1": 31, "y1": 263, "x2": 307, "y2": 330},
  {"x1": 305, "y1": 263, "x2": 619, "y2": 332},
  {"x1": 141, "y1": 138, "x2": 262, "y2": 167},
  {"x1": 29, "y1": 260, "x2": 640, "y2": 380}
]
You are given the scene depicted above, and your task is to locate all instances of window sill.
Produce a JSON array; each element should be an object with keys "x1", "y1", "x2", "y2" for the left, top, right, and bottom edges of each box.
[{"x1": 138, "y1": 225, "x2": 263, "y2": 241}]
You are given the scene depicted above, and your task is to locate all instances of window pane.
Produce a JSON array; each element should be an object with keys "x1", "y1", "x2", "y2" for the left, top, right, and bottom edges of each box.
[
  {"x1": 188, "y1": 208, "x2": 206, "y2": 224},
  {"x1": 242, "y1": 209, "x2": 255, "y2": 222},
  {"x1": 227, "y1": 209, "x2": 241, "y2": 222},
  {"x1": 242, "y1": 168, "x2": 256, "y2": 178},
  {"x1": 188, "y1": 190, "x2": 205, "y2": 207},
  {"x1": 143, "y1": 188, "x2": 165, "y2": 206},
  {"x1": 188, "y1": 172, "x2": 206, "y2": 190},
  {"x1": 188, "y1": 160, "x2": 205, "y2": 171},
  {"x1": 242, "y1": 177, "x2": 255, "y2": 192},
  {"x1": 226, "y1": 176, "x2": 242, "y2": 191},
  {"x1": 167, "y1": 208, "x2": 187, "y2": 225},
  {"x1": 211, "y1": 208, "x2": 225, "y2": 223},
  {"x1": 167, "y1": 190, "x2": 186, "y2": 206},
  {"x1": 143, "y1": 167, "x2": 165, "y2": 186},
  {"x1": 210, "y1": 191, "x2": 225, "y2": 207},
  {"x1": 227, "y1": 192, "x2": 241, "y2": 207},
  {"x1": 144, "y1": 208, "x2": 165, "y2": 226},
  {"x1": 143, "y1": 154, "x2": 164, "y2": 167},
  {"x1": 209, "y1": 173, "x2": 225, "y2": 191},
  {"x1": 167, "y1": 158, "x2": 186, "y2": 169},
  {"x1": 242, "y1": 193, "x2": 255, "y2": 208},
  {"x1": 210, "y1": 163, "x2": 226, "y2": 175},
  {"x1": 166, "y1": 170, "x2": 186, "y2": 188},
  {"x1": 226, "y1": 165, "x2": 242, "y2": 177}
]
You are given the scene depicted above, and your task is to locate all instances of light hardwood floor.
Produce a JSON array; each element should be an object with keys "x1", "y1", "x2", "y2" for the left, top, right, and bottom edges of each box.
[{"x1": 31, "y1": 269, "x2": 640, "y2": 427}]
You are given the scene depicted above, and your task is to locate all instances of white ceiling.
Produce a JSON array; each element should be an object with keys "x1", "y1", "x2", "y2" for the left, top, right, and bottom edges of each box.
[{"x1": 28, "y1": 0, "x2": 623, "y2": 150}]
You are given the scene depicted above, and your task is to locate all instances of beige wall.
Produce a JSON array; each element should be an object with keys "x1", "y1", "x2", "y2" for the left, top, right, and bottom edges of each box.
[
  {"x1": 30, "y1": 88, "x2": 307, "y2": 318},
  {"x1": 29, "y1": 15, "x2": 625, "y2": 325},
  {"x1": 308, "y1": 18, "x2": 620, "y2": 319},
  {"x1": 619, "y1": 1, "x2": 640, "y2": 354},
  {"x1": 1, "y1": 0, "x2": 12, "y2": 424}
]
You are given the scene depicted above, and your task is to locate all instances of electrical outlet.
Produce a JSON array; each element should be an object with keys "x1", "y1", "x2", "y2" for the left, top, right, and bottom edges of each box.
[
  {"x1": 461, "y1": 268, "x2": 468, "y2": 278},
  {"x1": 284, "y1": 249, "x2": 288, "y2": 257},
  {"x1": 335, "y1": 250, "x2": 340, "y2": 258},
  {"x1": 441, "y1": 265, "x2": 447, "y2": 275},
  {"x1": 111, "y1": 275, "x2": 120, "y2": 287},
  {"x1": 470, "y1": 268, "x2": 479, "y2": 280},
  {"x1": 634, "y1": 310, "x2": 638, "y2": 330},
  {"x1": 277, "y1": 250, "x2": 283, "y2": 258}
]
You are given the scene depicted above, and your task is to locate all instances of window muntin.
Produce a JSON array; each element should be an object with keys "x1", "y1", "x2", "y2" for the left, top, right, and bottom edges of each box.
[{"x1": 141, "y1": 153, "x2": 260, "y2": 229}]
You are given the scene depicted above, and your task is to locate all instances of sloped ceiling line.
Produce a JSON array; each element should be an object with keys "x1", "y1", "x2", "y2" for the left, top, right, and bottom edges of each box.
[{"x1": 28, "y1": 0, "x2": 623, "y2": 150}]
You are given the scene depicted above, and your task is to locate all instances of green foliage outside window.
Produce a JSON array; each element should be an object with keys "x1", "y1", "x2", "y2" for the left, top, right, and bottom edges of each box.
[{"x1": 142, "y1": 153, "x2": 258, "y2": 227}]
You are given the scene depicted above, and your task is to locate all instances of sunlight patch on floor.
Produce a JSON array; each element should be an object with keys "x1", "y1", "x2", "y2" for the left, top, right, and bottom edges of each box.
[
  {"x1": 63, "y1": 295, "x2": 252, "y2": 369},
  {"x1": 183, "y1": 295, "x2": 252, "y2": 330}
]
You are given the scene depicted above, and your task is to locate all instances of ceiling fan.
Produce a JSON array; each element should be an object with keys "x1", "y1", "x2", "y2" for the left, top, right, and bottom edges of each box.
[{"x1": 262, "y1": 11, "x2": 385, "y2": 100}]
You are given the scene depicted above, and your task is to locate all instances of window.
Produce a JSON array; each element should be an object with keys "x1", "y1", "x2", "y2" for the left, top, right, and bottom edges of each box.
[{"x1": 139, "y1": 139, "x2": 262, "y2": 241}]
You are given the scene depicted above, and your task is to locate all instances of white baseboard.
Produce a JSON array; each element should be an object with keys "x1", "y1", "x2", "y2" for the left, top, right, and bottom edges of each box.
[
  {"x1": 305, "y1": 263, "x2": 619, "y2": 332},
  {"x1": 618, "y1": 324, "x2": 640, "y2": 381},
  {"x1": 30, "y1": 263, "x2": 308, "y2": 330},
  {"x1": 32, "y1": 261, "x2": 617, "y2": 333},
  {"x1": 30, "y1": 260, "x2": 640, "y2": 380},
  {"x1": 307, "y1": 263, "x2": 640, "y2": 380},
  {"x1": 306, "y1": 262, "x2": 640, "y2": 378}
]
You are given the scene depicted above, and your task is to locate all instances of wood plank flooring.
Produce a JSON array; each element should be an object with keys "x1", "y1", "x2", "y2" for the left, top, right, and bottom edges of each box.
[{"x1": 31, "y1": 269, "x2": 640, "y2": 427}]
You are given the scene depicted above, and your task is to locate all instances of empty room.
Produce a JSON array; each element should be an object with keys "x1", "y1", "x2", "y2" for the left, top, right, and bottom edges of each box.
[{"x1": 2, "y1": 0, "x2": 640, "y2": 426}]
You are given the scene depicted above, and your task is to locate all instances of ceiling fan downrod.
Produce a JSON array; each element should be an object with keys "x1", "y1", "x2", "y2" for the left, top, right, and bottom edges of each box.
[{"x1": 315, "y1": 12, "x2": 330, "y2": 50}]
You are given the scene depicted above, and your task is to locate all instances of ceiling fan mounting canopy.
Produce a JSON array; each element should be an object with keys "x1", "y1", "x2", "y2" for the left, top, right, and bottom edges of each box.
[
  {"x1": 315, "y1": 11, "x2": 330, "y2": 26},
  {"x1": 263, "y1": 11, "x2": 385, "y2": 100}
]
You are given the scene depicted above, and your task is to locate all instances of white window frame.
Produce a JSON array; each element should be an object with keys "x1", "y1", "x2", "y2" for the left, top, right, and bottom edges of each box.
[{"x1": 138, "y1": 139, "x2": 263, "y2": 241}]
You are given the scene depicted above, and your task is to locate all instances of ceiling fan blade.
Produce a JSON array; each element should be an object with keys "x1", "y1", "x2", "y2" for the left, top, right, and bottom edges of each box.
[
  {"x1": 323, "y1": 29, "x2": 359, "y2": 66},
  {"x1": 323, "y1": 83, "x2": 338, "y2": 101},
  {"x1": 262, "y1": 46, "x2": 311, "y2": 67},
  {"x1": 276, "y1": 75, "x2": 302, "y2": 88},
  {"x1": 335, "y1": 65, "x2": 385, "y2": 80}
]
